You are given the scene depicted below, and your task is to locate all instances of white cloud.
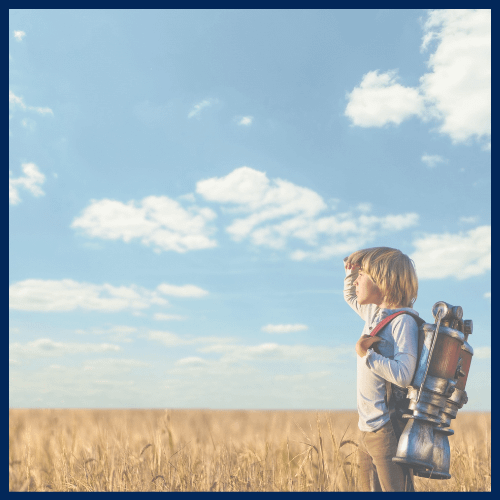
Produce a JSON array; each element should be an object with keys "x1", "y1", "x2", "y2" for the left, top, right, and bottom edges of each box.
[
  {"x1": 9, "y1": 279, "x2": 168, "y2": 312},
  {"x1": 199, "y1": 342, "x2": 354, "y2": 364},
  {"x1": 345, "y1": 9, "x2": 490, "y2": 145},
  {"x1": 83, "y1": 358, "x2": 150, "y2": 372},
  {"x1": 261, "y1": 324, "x2": 308, "y2": 334},
  {"x1": 146, "y1": 331, "x2": 234, "y2": 347},
  {"x1": 275, "y1": 370, "x2": 331, "y2": 382},
  {"x1": 9, "y1": 163, "x2": 46, "y2": 205},
  {"x1": 75, "y1": 325, "x2": 138, "y2": 343},
  {"x1": 421, "y1": 154, "x2": 447, "y2": 168},
  {"x1": 197, "y1": 166, "x2": 326, "y2": 243},
  {"x1": 460, "y1": 216, "x2": 479, "y2": 224},
  {"x1": 154, "y1": 313, "x2": 187, "y2": 321},
  {"x1": 157, "y1": 283, "x2": 209, "y2": 297},
  {"x1": 146, "y1": 330, "x2": 190, "y2": 346},
  {"x1": 175, "y1": 356, "x2": 208, "y2": 366},
  {"x1": 484, "y1": 292, "x2": 491, "y2": 299},
  {"x1": 21, "y1": 118, "x2": 36, "y2": 131},
  {"x1": 71, "y1": 196, "x2": 217, "y2": 253},
  {"x1": 9, "y1": 359, "x2": 161, "y2": 407},
  {"x1": 13, "y1": 30, "x2": 26, "y2": 41},
  {"x1": 356, "y1": 203, "x2": 372, "y2": 213},
  {"x1": 188, "y1": 98, "x2": 216, "y2": 118},
  {"x1": 473, "y1": 346, "x2": 490, "y2": 359},
  {"x1": 9, "y1": 91, "x2": 24, "y2": 107},
  {"x1": 68, "y1": 168, "x2": 418, "y2": 262},
  {"x1": 345, "y1": 70, "x2": 425, "y2": 127},
  {"x1": 419, "y1": 9, "x2": 491, "y2": 144},
  {"x1": 9, "y1": 338, "x2": 120, "y2": 358},
  {"x1": 196, "y1": 166, "x2": 419, "y2": 260},
  {"x1": 289, "y1": 212, "x2": 419, "y2": 261},
  {"x1": 9, "y1": 90, "x2": 53, "y2": 115},
  {"x1": 410, "y1": 225, "x2": 490, "y2": 279},
  {"x1": 238, "y1": 116, "x2": 253, "y2": 126}
]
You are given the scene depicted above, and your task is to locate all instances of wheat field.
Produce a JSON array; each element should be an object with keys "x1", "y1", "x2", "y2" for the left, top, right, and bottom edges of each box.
[{"x1": 9, "y1": 409, "x2": 490, "y2": 492}]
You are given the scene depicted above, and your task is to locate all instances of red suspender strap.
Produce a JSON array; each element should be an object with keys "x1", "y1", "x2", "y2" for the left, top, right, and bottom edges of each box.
[{"x1": 369, "y1": 311, "x2": 425, "y2": 337}]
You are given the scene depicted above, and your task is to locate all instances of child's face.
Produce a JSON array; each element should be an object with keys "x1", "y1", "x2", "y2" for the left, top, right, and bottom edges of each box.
[{"x1": 354, "y1": 269, "x2": 384, "y2": 306}]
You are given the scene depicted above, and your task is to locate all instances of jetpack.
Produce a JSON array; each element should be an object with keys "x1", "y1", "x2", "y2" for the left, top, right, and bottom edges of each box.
[{"x1": 393, "y1": 301, "x2": 474, "y2": 480}]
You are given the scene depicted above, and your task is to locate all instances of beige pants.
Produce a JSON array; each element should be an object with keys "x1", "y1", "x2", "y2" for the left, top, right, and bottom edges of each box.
[{"x1": 358, "y1": 418, "x2": 414, "y2": 492}]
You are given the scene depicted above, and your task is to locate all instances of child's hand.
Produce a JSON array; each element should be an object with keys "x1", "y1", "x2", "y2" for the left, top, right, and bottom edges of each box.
[
  {"x1": 344, "y1": 258, "x2": 360, "y2": 272},
  {"x1": 356, "y1": 334, "x2": 382, "y2": 357}
]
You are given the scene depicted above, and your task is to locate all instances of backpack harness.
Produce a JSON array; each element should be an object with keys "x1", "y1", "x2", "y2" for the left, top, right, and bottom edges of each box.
[
  {"x1": 368, "y1": 310, "x2": 426, "y2": 419},
  {"x1": 369, "y1": 310, "x2": 425, "y2": 338}
]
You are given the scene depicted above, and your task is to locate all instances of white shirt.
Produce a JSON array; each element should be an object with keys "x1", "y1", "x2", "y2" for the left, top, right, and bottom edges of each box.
[{"x1": 344, "y1": 265, "x2": 420, "y2": 432}]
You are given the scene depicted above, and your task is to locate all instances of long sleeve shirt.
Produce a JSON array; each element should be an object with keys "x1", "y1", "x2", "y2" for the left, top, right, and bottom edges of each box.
[{"x1": 344, "y1": 264, "x2": 420, "y2": 432}]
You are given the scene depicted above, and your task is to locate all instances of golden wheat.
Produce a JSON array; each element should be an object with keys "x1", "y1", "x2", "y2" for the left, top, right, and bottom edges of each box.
[{"x1": 8, "y1": 409, "x2": 490, "y2": 492}]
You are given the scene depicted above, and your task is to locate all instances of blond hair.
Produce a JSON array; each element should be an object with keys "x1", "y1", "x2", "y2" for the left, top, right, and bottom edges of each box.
[{"x1": 347, "y1": 247, "x2": 418, "y2": 307}]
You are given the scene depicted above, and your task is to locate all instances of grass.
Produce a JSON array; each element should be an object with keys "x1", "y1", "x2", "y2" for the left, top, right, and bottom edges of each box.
[{"x1": 9, "y1": 409, "x2": 490, "y2": 492}]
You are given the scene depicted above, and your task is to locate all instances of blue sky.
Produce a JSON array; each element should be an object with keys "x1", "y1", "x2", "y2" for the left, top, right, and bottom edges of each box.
[{"x1": 9, "y1": 9, "x2": 490, "y2": 410}]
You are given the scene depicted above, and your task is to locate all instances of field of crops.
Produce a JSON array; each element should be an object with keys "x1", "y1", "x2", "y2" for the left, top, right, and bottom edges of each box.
[{"x1": 9, "y1": 409, "x2": 490, "y2": 492}]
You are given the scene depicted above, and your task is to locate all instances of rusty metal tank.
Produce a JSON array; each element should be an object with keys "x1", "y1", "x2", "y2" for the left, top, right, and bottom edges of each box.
[{"x1": 420, "y1": 323, "x2": 465, "y2": 381}]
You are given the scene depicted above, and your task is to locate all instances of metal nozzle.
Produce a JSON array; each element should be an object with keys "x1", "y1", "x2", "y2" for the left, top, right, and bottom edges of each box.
[
  {"x1": 463, "y1": 320, "x2": 473, "y2": 336},
  {"x1": 432, "y1": 301, "x2": 463, "y2": 321}
]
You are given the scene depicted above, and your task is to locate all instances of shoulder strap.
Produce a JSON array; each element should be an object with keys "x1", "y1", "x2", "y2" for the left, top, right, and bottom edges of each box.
[
  {"x1": 370, "y1": 311, "x2": 425, "y2": 337},
  {"x1": 370, "y1": 311, "x2": 425, "y2": 414}
]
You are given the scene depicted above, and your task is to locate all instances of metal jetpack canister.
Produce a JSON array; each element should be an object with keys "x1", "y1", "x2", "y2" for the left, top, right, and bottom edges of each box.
[{"x1": 392, "y1": 302, "x2": 474, "y2": 480}]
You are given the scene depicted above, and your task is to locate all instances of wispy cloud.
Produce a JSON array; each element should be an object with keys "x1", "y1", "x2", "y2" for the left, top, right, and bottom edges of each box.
[
  {"x1": 356, "y1": 203, "x2": 372, "y2": 213},
  {"x1": 421, "y1": 153, "x2": 447, "y2": 168},
  {"x1": 197, "y1": 166, "x2": 419, "y2": 260},
  {"x1": 69, "y1": 167, "x2": 419, "y2": 261},
  {"x1": 13, "y1": 30, "x2": 26, "y2": 41},
  {"x1": 21, "y1": 118, "x2": 36, "y2": 131},
  {"x1": 71, "y1": 196, "x2": 217, "y2": 253},
  {"x1": 261, "y1": 324, "x2": 308, "y2": 334},
  {"x1": 9, "y1": 90, "x2": 53, "y2": 115},
  {"x1": 145, "y1": 331, "x2": 235, "y2": 347},
  {"x1": 345, "y1": 9, "x2": 490, "y2": 146},
  {"x1": 473, "y1": 346, "x2": 490, "y2": 359},
  {"x1": 146, "y1": 330, "x2": 188, "y2": 346},
  {"x1": 9, "y1": 339, "x2": 121, "y2": 359},
  {"x1": 75, "y1": 325, "x2": 138, "y2": 343},
  {"x1": 154, "y1": 313, "x2": 187, "y2": 321},
  {"x1": 9, "y1": 163, "x2": 46, "y2": 205},
  {"x1": 410, "y1": 225, "x2": 490, "y2": 279},
  {"x1": 199, "y1": 342, "x2": 354, "y2": 364},
  {"x1": 275, "y1": 370, "x2": 331, "y2": 382},
  {"x1": 83, "y1": 358, "x2": 151, "y2": 372},
  {"x1": 460, "y1": 216, "x2": 479, "y2": 224},
  {"x1": 157, "y1": 283, "x2": 209, "y2": 297},
  {"x1": 238, "y1": 116, "x2": 253, "y2": 126},
  {"x1": 175, "y1": 356, "x2": 208, "y2": 366},
  {"x1": 188, "y1": 98, "x2": 217, "y2": 119},
  {"x1": 9, "y1": 279, "x2": 169, "y2": 312}
]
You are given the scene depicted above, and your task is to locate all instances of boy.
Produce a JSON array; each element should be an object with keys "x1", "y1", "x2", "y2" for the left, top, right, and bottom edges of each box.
[{"x1": 344, "y1": 247, "x2": 420, "y2": 492}]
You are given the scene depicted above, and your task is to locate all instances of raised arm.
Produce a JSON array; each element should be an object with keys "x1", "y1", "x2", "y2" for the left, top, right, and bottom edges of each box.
[{"x1": 343, "y1": 257, "x2": 369, "y2": 320}]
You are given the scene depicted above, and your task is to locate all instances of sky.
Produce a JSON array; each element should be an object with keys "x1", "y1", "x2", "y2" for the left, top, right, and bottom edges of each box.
[{"x1": 9, "y1": 9, "x2": 490, "y2": 411}]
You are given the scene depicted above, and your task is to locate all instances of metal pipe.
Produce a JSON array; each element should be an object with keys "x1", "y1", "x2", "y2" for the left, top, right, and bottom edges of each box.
[{"x1": 416, "y1": 307, "x2": 445, "y2": 403}]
